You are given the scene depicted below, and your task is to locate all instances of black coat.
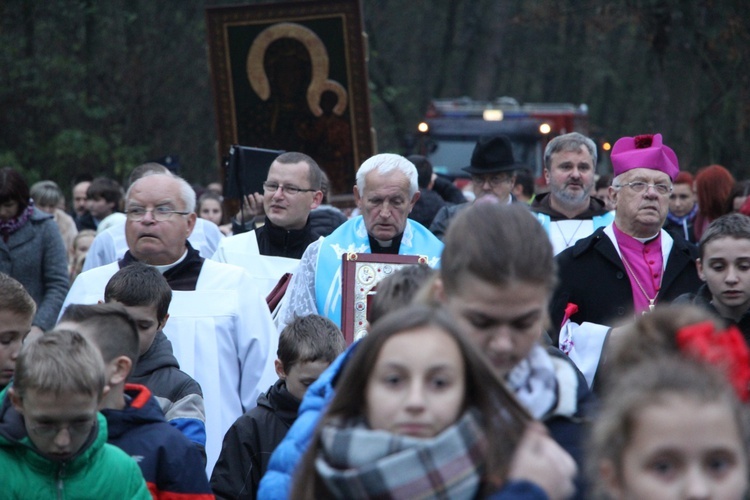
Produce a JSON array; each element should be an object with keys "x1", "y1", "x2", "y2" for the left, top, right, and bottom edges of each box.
[
  {"x1": 550, "y1": 227, "x2": 702, "y2": 345},
  {"x1": 210, "y1": 379, "x2": 300, "y2": 500},
  {"x1": 409, "y1": 188, "x2": 446, "y2": 228}
]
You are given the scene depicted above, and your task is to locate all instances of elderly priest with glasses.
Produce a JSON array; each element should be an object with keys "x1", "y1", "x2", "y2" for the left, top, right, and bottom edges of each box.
[
  {"x1": 60, "y1": 171, "x2": 278, "y2": 477},
  {"x1": 549, "y1": 133, "x2": 702, "y2": 387}
]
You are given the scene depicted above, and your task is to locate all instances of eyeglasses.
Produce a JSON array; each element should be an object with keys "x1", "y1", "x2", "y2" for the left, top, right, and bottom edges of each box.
[
  {"x1": 262, "y1": 182, "x2": 317, "y2": 196},
  {"x1": 125, "y1": 206, "x2": 191, "y2": 222},
  {"x1": 29, "y1": 419, "x2": 95, "y2": 439},
  {"x1": 471, "y1": 174, "x2": 513, "y2": 187},
  {"x1": 615, "y1": 181, "x2": 672, "y2": 196}
]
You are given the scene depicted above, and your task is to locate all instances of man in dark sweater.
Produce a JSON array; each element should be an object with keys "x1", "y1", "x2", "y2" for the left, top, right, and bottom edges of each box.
[
  {"x1": 211, "y1": 314, "x2": 346, "y2": 500},
  {"x1": 212, "y1": 152, "x2": 325, "y2": 296}
]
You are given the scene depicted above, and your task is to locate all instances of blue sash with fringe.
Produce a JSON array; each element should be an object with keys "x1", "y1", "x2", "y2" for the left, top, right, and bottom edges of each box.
[{"x1": 314, "y1": 216, "x2": 443, "y2": 326}]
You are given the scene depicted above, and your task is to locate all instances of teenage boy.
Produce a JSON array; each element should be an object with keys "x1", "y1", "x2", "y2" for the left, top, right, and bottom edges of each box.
[
  {"x1": 59, "y1": 303, "x2": 213, "y2": 499},
  {"x1": 0, "y1": 273, "x2": 36, "y2": 391},
  {"x1": 676, "y1": 213, "x2": 750, "y2": 342},
  {"x1": 0, "y1": 330, "x2": 150, "y2": 498},
  {"x1": 103, "y1": 262, "x2": 206, "y2": 456},
  {"x1": 210, "y1": 314, "x2": 346, "y2": 499}
]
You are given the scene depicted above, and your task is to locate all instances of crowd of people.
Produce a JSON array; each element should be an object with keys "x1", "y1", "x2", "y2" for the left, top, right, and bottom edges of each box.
[{"x1": 1, "y1": 131, "x2": 750, "y2": 499}]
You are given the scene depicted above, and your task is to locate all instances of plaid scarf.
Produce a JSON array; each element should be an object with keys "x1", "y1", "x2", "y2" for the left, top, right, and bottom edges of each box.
[
  {"x1": 0, "y1": 201, "x2": 33, "y2": 241},
  {"x1": 315, "y1": 409, "x2": 486, "y2": 499},
  {"x1": 506, "y1": 344, "x2": 558, "y2": 419}
]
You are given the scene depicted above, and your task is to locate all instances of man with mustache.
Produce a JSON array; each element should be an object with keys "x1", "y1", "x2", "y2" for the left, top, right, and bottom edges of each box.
[
  {"x1": 531, "y1": 132, "x2": 614, "y2": 255},
  {"x1": 550, "y1": 134, "x2": 702, "y2": 387}
]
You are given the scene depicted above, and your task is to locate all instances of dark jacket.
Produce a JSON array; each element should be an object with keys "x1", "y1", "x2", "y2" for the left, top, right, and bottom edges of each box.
[
  {"x1": 309, "y1": 206, "x2": 347, "y2": 238},
  {"x1": 127, "y1": 330, "x2": 206, "y2": 458},
  {"x1": 409, "y1": 188, "x2": 446, "y2": 228},
  {"x1": 430, "y1": 196, "x2": 517, "y2": 240},
  {"x1": 663, "y1": 216, "x2": 698, "y2": 245},
  {"x1": 674, "y1": 283, "x2": 750, "y2": 345},
  {"x1": 211, "y1": 378, "x2": 300, "y2": 500},
  {"x1": 432, "y1": 176, "x2": 467, "y2": 205},
  {"x1": 103, "y1": 384, "x2": 213, "y2": 499},
  {"x1": 550, "y1": 227, "x2": 702, "y2": 345},
  {"x1": 0, "y1": 206, "x2": 69, "y2": 330},
  {"x1": 75, "y1": 211, "x2": 98, "y2": 231},
  {"x1": 530, "y1": 192, "x2": 610, "y2": 220},
  {"x1": 255, "y1": 217, "x2": 319, "y2": 259},
  {"x1": 429, "y1": 202, "x2": 468, "y2": 240}
]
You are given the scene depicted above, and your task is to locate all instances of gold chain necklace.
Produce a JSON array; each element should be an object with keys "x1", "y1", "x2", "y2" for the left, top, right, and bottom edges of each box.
[
  {"x1": 555, "y1": 220, "x2": 585, "y2": 248},
  {"x1": 620, "y1": 253, "x2": 662, "y2": 313}
]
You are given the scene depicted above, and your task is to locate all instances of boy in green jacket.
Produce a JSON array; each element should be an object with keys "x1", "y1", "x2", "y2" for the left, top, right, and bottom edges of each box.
[{"x1": 0, "y1": 329, "x2": 150, "y2": 499}]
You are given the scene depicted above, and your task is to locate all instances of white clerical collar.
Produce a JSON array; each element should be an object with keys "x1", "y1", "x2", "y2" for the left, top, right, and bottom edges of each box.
[
  {"x1": 152, "y1": 250, "x2": 188, "y2": 274},
  {"x1": 374, "y1": 238, "x2": 393, "y2": 247},
  {"x1": 632, "y1": 233, "x2": 659, "y2": 243}
]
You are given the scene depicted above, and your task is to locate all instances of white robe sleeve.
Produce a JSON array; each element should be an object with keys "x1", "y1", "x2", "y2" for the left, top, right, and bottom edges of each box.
[
  {"x1": 190, "y1": 218, "x2": 224, "y2": 258},
  {"x1": 277, "y1": 240, "x2": 321, "y2": 331},
  {"x1": 559, "y1": 320, "x2": 611, "y2": 388},
  {"x1": 82, "y1": 229, "x2": 119, "y2": 271}
]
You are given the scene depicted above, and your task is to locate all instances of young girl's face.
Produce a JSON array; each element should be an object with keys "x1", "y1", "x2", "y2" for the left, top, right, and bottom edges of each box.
[
  {"x1": 611, "y1": 394, "x2": 748, "y2": 500},
  {"x1": 199, "y1": 199, "x2": 223, "y2": 225},
  {"x1": 365, "y1": 326, "x2": 465, "y2": 438},
  {"x1": 440, "y1": 275, "x2": 547, "y2": 378}
]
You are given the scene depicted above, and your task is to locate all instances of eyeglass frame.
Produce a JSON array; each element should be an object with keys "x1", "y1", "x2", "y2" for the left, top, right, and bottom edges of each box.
[
  {"x1": 125, "y1": 206, "x2": 191, "y2": 222},
  {"x1": 613, "y1": 181, "x2": 673, "y2": 196},
  {"x1": 262, "y1": 181, "x2": 318, "y2": 196},
  {"x1": 470, "y1": 173, "x2": 514, "y2": 187}
]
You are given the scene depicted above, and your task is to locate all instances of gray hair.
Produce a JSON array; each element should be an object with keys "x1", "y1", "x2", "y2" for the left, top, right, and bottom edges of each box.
[
  {"x1": 30, "y1": 180, "x2": 64, "y2": 207},
  {"x1": 125, "y1": 171, "x2": 196, "y2": 213},
  {"x1": 356, "y1": 154, "x2": 418, "y2": 197},
  {"x1": 544, "y1": 132, "x2": 597, "y2": 169}
]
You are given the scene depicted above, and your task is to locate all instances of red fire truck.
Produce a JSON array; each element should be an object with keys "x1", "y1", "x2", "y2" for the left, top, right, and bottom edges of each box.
[{"x1": 413, "y1": 96, "x2": 590, "y2": 179}]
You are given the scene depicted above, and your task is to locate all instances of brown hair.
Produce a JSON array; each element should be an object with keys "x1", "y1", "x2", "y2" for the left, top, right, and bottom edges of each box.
[
  {"x1": 440, "y1": 202, "x2": 557, "y2": 295},
  {"x1": 14, "y1": 329, "x2": 106, "y2": 399},
  {"x1": 588, "y1": 356, "x2": 750, "y2": 498},
  {"x1": 0, "y1": 167, "x2": 30, "y2": 214},
  {"x1": 695, "y1": 164, "x2": 734, "y2": 220},
  {"x1": 277, "y1": 314, "x2": 346, "y2": 373},
  {"x1": 290, "y1": 304, "x2": 529, "y2": 498},
  {"x1": 0, "y1": 272, "x2": 36, "y2": 318},
  {"x1": 599, "y1": 304, "x2": 720, "y2": 390},
  {"x1": 60, "y1": 303, "x2": 139, "y2": 368}
]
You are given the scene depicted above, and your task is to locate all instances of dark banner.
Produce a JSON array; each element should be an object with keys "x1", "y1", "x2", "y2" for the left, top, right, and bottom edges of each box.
[{"x1": 206, "y1": 1, "x2": 374, "y2": 196}]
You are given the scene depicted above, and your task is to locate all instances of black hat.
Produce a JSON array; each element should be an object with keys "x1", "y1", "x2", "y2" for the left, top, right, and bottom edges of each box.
[{"x1": 462, "y1": 135, "x2": 521, "y2": 175}]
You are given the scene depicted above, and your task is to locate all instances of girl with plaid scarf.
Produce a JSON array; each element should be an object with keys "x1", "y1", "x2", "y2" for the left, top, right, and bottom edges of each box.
[{"x1": 290, "y1": 305, "x2": 576, "y2": 499}]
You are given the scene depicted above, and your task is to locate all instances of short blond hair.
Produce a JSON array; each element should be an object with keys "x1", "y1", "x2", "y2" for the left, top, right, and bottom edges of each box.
[{"x1": 13, "y1": 329, "x2": 105, "y2": 399}]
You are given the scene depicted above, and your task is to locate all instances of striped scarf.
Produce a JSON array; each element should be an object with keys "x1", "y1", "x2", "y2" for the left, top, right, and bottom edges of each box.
[{"x1": 315, "y1": 409, "x2": 486, "y2": 499}]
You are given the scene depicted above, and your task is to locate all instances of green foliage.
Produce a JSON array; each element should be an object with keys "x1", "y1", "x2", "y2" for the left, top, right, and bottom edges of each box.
[{"x1": 1, "y1": 0, "x2": 749, "y2": 195}]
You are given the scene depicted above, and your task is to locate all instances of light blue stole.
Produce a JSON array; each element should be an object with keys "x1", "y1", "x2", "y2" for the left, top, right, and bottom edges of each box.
[{"x1": 314, "y1": 216, "x2": 443, "y2": 326}]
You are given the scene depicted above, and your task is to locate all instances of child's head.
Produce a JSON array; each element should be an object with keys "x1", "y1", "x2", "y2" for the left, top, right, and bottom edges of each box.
[
  {"x1": 293, "y1": 304, "x2": 528, "y2": 497},
  {"x1": 104, "y1": 262, "x2": 172, "y2": 356},
  {"x1": 276, "y1": 314, "x2": 346, "y2": 400},
  {"x1": 603, "y1": 304, "x2": 719, "y2": 383},
  {"x1": 367, "y1": 264, "x2": 436, "y2": 325},
  {"x1": 697, "y1": 213, "x2": 750, "y2": 321},
  {"x1": 72, "y1": 229, "x2": 96, "y2": 261},
  {"x1": 197, "y1": 191, "x2": 224, "y2": 226},
  {"x1": 10, "y1": 330, "x2": 105, "y2": 461},
  {"x1": 590, "y1": 356, "x2": 749, "y2": 500},
  {"x1": 0, "y1": 273, "x2": 36, "y2": 388},
  {"x1": 333, "y1": 304, "x2": 527, "y2": 438},
  {"x1": 58, "y1": 303, "x2": 140, "y2": 393},
  {"x1": 435, "y1": 202, "x2": 556, "y2": 377}
]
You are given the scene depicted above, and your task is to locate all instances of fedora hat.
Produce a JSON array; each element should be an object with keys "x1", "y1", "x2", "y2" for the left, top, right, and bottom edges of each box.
[{"x1": 462, "y1": 135, "x2": 522, "y2": 175}]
